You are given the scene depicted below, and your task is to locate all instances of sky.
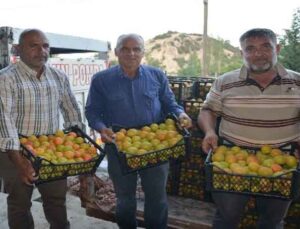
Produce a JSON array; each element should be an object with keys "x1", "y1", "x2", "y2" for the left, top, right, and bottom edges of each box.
[{"x1": 1, "y1": 0, "x2": 299, "y2": 49}]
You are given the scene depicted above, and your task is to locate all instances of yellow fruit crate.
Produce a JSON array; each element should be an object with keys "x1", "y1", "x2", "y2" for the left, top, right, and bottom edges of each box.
[
  {"x1": 114, "y1": 114, "x2": 190, "y2": 174},
  {"x1": 205, "y1": 143, "x2": 300, "y2": 200},
  {"x1": 20, "y1": 126, "x2": 106, "y2": 184}
]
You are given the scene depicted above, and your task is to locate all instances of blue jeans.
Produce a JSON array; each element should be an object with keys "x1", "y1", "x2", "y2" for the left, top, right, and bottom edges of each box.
[
  {"x1": 105, "y1": 144, "x2": 169, "y2": 229},
  {"x1": 212, "y1": 192, "x2": 292, "y2": 229}
]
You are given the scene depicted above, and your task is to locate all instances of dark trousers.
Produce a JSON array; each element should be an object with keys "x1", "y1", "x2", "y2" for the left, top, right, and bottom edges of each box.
[
  {"x1": 212, "y1": 192, "x2": 291, "y2": 229},
  {"x1": 0, "y1": 152, "x2": 70, "y2": 229},
  {"x1": 106, "y1": 144, "x2": 169, "y2": 229}
]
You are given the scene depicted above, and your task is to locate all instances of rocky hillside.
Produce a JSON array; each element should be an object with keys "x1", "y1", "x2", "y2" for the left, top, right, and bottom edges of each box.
[{"x1": 109, "y1": 31, "x2": 242, "y2": 76}]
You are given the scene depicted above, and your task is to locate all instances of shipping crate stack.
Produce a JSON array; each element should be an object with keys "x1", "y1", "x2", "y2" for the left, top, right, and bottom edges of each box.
[
  {"x1": 166, "y1": 77, "x2": 213, "y2": 202},
  {"x1": 192, "y1": 77, "x2": 215, "y2": 100},
  {"x1": 166, "y1": 160, "x2": 181, "y2": 196},
  {"x1": 168, "y1": 78, "x2": 194, "y2": 105}
]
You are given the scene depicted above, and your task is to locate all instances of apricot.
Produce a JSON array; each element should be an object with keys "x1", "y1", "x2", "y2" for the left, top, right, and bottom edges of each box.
[{"x1": 271, "y1": 164, "x2": 283, "y2": 172}]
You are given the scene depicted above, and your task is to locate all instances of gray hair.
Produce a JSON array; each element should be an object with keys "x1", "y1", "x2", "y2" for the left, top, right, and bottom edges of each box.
[
  {"x1": 239, "y1": 28, "x2": 277, "y2": 44},
  {"x1": 18, "y1": 28, "x2": 48, "y2": 45},
  {"x1": 115, "y1": 33, "x2": 145, "y2": 52}
]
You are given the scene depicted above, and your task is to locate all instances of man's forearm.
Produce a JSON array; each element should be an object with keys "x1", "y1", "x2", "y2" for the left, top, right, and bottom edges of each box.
[{"x1": 198, "y1": 109, "x2": 217, "y2": 134}]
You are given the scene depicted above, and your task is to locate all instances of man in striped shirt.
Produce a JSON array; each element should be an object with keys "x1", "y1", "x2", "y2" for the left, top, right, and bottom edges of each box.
[
  {"x1": 0, "y1": 29, "x2": 82, "y2": 229},
  {"x1": 198, "y1": 28, "x2": 300, "y2": 229}
]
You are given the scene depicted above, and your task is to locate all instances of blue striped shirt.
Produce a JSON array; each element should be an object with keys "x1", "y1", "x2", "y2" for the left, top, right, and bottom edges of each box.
[
  {"x1": 85, "y1": 65, "x2": 183, "y2": 131},
  {"x1": 0, "y1": 61, "x2": 82, "y2": 151}
]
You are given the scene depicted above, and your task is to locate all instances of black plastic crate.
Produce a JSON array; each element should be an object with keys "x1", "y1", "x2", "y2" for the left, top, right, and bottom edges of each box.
[
  {"x1": 179, "y1": 167, "x2": 205, "y2": 184},
  {"x1": 166, "y1": 159, "x2": 182, "y2": 195},
  {"x1": 238, "y1": 213, "x2": 257, "y2": 229},
  {"x1": 183, "y1": 99, "x2": 204, "y2": 120},
  {"x1": 114, "y1": 114, "x2": 190, "y2": 174},
  {"x1": 205, "y1": 143, "x2": 300, "y2": 200},
  {"x1": 177, "y1": 181, "x2": 210, "y2": 201},
  {"x1": 189, "y1": 132, "x2": 205, "y2": 156},
  {"x1": 20, "y1": 126, "x2": 106, "y2": 184},
  {"x1": 192, "y1": 77, "x2": 215, "y2": 100},
  {"x1": 169, "y1": 81, "x2": 193, "y2": 104},
  {"x1": 286, "y1": 201, "x2": 300, "y2": 217},
  {"x1": 284, "y1": 217, "x2": 300, "y2": 229},
  {"x1": 180, "y1": 153, "x2": 206, "y2": 169}
]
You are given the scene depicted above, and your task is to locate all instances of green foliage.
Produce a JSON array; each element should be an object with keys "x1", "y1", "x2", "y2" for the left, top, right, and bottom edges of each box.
[
  {"x1": 220, "y1": 55, "x2": 243, "y2": 74},
  {"x1": 145, "y1": 54, "x2": 165, "y2": 69},
  {"x1": 153, "y1": 31, "x2": 176, "y2": 40},
  {"x1": 151, "y1": 43, "x2": 161, "y2": 51},
  {"x1": 177, "y1": 39, "x2": 201, "y2": 54},
  {"x1": 279, "y1": 8, "x2": 300, "y2": 72},
  {"x1": 109, "y1": 59, "x2": 118, "y2": 66},
  {"x1": 178, "y1": 33, "x2": 187, "y2": 39},
  {"x1": 145, "y1": 32, "x2": 242, "y2": 77},
  {"x1": 169, "y1": 41, "x2": 175, "y2": 46},
  {"x1": 173, "y1": 57, "x2": 186, "y2": 68},
  {"x1": 177, "y1": 52, "x2": 202, "y2": 77},
  {"x1": 206, "y1": 37, "x2": 242, "y2": 75}
]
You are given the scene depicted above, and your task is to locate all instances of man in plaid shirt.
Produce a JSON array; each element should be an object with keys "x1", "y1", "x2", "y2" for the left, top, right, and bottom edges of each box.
[{"x1": 0, "y1": 28, "x2": 82, "y2": 229}]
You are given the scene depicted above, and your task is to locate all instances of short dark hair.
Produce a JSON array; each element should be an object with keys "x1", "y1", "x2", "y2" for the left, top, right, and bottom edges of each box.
[
  {"x1": 239, "y1": 28, "x2": 277, "y2": 44},
  {"x1": 18, "y1": 28, "x2": 47, "y2": 45}
]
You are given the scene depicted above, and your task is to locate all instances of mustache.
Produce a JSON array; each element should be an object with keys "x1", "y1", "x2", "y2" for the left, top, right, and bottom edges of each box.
[{"x1": 35, "y1": 55, "x2": 48, "y2": 59}]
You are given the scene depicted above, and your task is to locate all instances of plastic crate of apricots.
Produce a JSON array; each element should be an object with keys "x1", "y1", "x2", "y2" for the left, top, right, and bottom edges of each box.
[
  {"x1": 20, "y1": 126, "x2": 106, "y2": 184},
  {"x1": 205, "y1": 141, "x2": 300, "y2": 200},
  {"x1": 114, "y1": 114, "x2": 190, "y2": 173}
]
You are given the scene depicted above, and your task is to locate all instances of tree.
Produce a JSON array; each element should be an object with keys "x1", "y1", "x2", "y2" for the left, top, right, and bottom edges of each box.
[
  {"x1": 177, "y1": 52, "x2": 202, "y2": 77},
  {"x1": 145, "y1": 54, "x2": 165, "y2": 69},
  {"x1": 207, "y1": 38, "x2": 242, "y2": 76},
  {"x1": 279, "y1": 8, "x2": 300, "y2": 72}
]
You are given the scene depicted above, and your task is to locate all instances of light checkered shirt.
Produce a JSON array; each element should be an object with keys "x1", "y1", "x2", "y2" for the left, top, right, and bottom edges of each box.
[{"x1": 0, "y1": 60, "x2": 82, "y2": 151}]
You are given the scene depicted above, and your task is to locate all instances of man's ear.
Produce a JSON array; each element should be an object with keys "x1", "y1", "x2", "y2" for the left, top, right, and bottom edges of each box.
[
  {"x1": 276, "y1": 44, "x2": 281, "y2": 54},
  {"x1": 11, "y1": 44, "x2": 20, "y2": 56}
]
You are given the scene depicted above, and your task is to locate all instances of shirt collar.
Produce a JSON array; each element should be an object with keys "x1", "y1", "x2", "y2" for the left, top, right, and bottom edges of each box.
[
  {"x1": 239, "y1": 63, "x2": 289, "y2": 80},
  {"x1": 117, "y1": 65, "x2": 143, "y2": 79},
  {"x1": 17, "y1": 60, "x2": 47, "y2": 78}
]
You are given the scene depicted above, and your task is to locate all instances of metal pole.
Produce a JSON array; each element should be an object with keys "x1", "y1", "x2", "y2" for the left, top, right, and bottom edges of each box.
[{"x1": 202, "y1": 0, "x2": 208, "y2": 76}]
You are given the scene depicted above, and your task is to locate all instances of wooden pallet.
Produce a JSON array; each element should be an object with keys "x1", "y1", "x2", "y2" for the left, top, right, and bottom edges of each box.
[{"x1": 85, "y1": 195, "x2": 215, "y2": 229}]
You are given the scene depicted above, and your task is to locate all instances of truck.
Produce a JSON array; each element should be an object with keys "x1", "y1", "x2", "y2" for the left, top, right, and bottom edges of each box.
[{"x1": 0, "y1": 26, "x2": 111, "y2": 133}]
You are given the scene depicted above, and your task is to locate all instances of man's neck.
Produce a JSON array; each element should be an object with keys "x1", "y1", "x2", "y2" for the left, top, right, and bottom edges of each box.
[
  {"x1": 35, "y1": 66, "x2": 44, "y2": 79},
  {"x1": 122, "y1": 67, "x2": 138, "y2": 79},
  {"x1": 249, "y1": 70, "x2": 277, "y2": 88}
]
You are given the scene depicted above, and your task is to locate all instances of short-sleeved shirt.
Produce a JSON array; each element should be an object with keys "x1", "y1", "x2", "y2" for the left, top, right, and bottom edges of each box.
[{"x1": 202, "y1": 63, "x2": 300, "y2": 147}]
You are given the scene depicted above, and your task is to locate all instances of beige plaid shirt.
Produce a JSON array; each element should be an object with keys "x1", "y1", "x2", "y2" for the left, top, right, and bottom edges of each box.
[{"x1": 0, "y1": 60, "x2": 82, "y2": 151}]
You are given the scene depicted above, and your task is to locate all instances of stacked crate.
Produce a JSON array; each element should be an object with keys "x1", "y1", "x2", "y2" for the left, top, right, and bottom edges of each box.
[
  {"x1": 192, "y1": 77, "x2": 215, "y2": 100},
  {"x1": 183, "y1": 99, "x2": 204, "y2": 120},
  {"x1": 167, "y1": 76, "x2": 214, "y2": 201},
  {"x1": 238, "y1": 198, "x2": 257, "y2": 229},
  {"x1": 177, "y1": 154, "x2": 207, "y2": 200},
  {"x1": 168, "y1": 79, "x2": 194, "y2": 104},
  {"x1": 166, "y1": 159, "x2": 181, "y2": 196}
]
